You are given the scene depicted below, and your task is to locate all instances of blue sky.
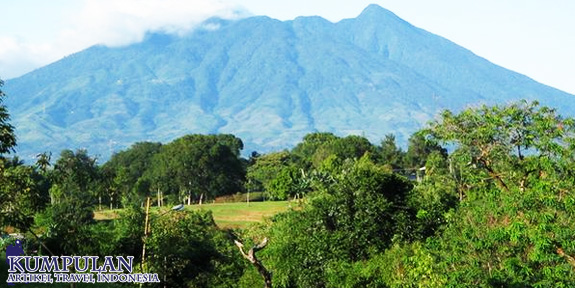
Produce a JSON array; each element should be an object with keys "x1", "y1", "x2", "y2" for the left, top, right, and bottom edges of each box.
[{"x1": 1, "y1": 0, "x2": 574, "y2": 94}]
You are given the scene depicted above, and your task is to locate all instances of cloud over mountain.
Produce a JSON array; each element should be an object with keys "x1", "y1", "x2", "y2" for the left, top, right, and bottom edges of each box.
[{"x1": 0, "y1": 0, "x2": 247, "y2": 79}]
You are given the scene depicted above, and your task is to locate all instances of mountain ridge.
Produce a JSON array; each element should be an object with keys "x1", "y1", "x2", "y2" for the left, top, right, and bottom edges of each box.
[{"x1": 4, "y1": 4, "x2": 574, "y2": 161}]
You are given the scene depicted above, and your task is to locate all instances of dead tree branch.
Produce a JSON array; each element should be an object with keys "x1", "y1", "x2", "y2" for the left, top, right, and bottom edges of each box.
[{"x1": 235, "y1": 238, "x2": 272, "y2": 288}]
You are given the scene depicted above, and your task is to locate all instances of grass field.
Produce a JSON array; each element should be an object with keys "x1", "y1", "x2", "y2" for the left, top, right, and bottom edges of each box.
[
  {"x1": 93, "y1": 200, "x2": 293, "y2": 229},
  {"x1": 186, "y1": 201, "x2": 292, "y2": 228}
]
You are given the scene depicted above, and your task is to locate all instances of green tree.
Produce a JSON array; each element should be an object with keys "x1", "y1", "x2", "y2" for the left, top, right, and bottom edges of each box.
[
  {"x1": 265, "y1": 165, "x2": 299, "y2": 200},
  {"x1": 0, "y1": 78, "x2": 16, "y2": 157},
  {"x1": 35, "y1": 152, "x2": 52, "y2": 174},
  {"x1": 148, "y1": 134, "x2": 245, "y2": 204},
  {"x1": 0, "y1": 164, "x2": 49, "y2": 231},
  {"x1": 403, "y1": 133, "x2": 447, "y2": 170},
  {"x1": 36, "y1": 197, "x2": 95, "y2": 256},
  {"x1": 329, "y1": 135, "x2": 377, "y2": 163},
  {"x1": 264, "y1": 156, "x2": 413, "y2": 287},
  {"x1": 292, "y1": 132, "x2": 377, "y2": 173},
  {"x1": 0, "y1": 79, "x2": 48, "y2": 233},
  {"x1": 50, "y1": 149, "x2": 99, "y2": 204},
  {"x1": 246, "y1": 151, "x2": 294, "y2": 198},
  {"x1": 379, "y1": 133, "x2": 405, "y2": 169},
  {"x1": 146, "y1": 210, "x2": 245, "y2": 287},
  {"x1": 292, "y1": 132, "x2": 338, "y2": 168},
  {"x1": 420, "y1": 101, "x2": 575, "y2": 286},
  {"x1": 102, "y1": 141, "x2": 162, "y2": 207}
]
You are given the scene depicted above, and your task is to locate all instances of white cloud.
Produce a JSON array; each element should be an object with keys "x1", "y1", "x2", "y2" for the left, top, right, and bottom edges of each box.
[
  {"x1": 0, "y1": 0, "x2": 247, "y2": 79},
  {"x1": 67, "y1": 0, "x2": 247, "y2": 47},
  {"x1": 0, "y1": 37, "x2": 56, "y2": 79}
]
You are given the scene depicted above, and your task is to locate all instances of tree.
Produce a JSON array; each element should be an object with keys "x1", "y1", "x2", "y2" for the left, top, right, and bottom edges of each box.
[
  {"x1": 419, "y1": 101, "x2": 575, "y2": 286},
  {"x1": 102, "y1": 142, "x2": 162, "y2": 207},
  {"x1": 266, "y1": 165, "x2": 299, "y2": 200},
  {"x1": 148, "y1": 134, "x2": 245, "y2": 204},
  {"x1": 407, "y1": 150, "x2": 458, "y2": 240},
  {"x1": 35, "y1": 152, "x2": 52, "y2": 174},
  {"x1": 0, "y1": 78, "x2": 16, "y2": 157},
  {"x1": 36, "y1": 196, "x2": 95, "y2": 256},
  {"x1": 264, "y1": 156, "x2": 413, "y2": 287},
  {"x1": 292, "y1": 132, "x2": 377, "y2": 172},
  {"x1": 50, "y1": 149, "x2": 99, "y2": 205},
  {"x1": 0, "y1": 164, "x2": 49, "y2": 231},
  {"x1": 0, "y1": 79, "x2": 47, "y2": 232},
  {"x1": 246, "y1": 151, "x2": 293, "y2": 198},
  {"x1": 404, "y1": 133, "x2": 446, "y2": 170},
  {"x1": 329, "y1": 135, "x2": 377, "y2": 163},
  {"x1": 379, "y1": 133, "x2": 405, "y2": 169},
  {"x1": 146, "y1": 210, "x2": 244, "y2": 287},
  {"x1": 292, "y1": 132, "x2": 338, "y2": 168}
]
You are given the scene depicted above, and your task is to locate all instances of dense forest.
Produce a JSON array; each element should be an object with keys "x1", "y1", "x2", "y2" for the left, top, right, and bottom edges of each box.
[{"x1": 2, "y1": 77, "x2": 575, "y2": 287}]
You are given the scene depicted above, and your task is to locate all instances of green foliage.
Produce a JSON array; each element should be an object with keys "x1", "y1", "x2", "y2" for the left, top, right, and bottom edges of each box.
[
  {"x1": 146, "y1": 210, "x2": 245, "y2": 287},
  {"x1": 109, "y1": 203, "x2": 146, "y2": 258},
  {"x1": 420, "y1": 100, "x2": 575, "y2": 286},
  {"x1": 35, "y1": 151, "x2": 52, "y2": 174},
  {"x1": 0, "y1": 78, "x2": 16, "y2": 156},
  {"x1": 246, "y1": 151, "x2": 292, "y2": 196},
  {"x1": 378, "y1": 241, "x2": 447, "y2": 287},
  {"x1": 264, "y1": 156, "x2": 413, "y2": 287},
  {"x1": 0, "y1": 164, "x2": 50, "y2": 230},
  {"x1": 36, "y1": 196, "x2": 95, "y2": 255},
  {"x1": 292, "y1": 132, "x2": 377, "y2": 170},
  {"x1": 147, "y1": 134, "x2": 246, "y2": 203},
  {"x1": 266, "y1": 165, "x2": 306, "y2": 200},
  {"x1": 329, "y1": 135, "x2": 378, "y2": 163},
  {"x1": 379, "y1": 133, "x2": 405, "y2": 169},
  {"x1": 50, "y1": 149, "x2": 100, "y2": 205},
  {"x1": 102, "y1": 141, "x2": 162, "y2": 207},
  {"x1": 292, "y1": 132, "x2": 339, "y2": 168},
  {"x1": 407, "y1": 151, "x2": 459, "y2": 239},
  {"x1": 404, "y1": 133, "x2": 447, "y2": 169}
]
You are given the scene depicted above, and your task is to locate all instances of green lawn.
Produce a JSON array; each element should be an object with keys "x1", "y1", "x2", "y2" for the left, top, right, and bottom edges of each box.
[
  {"x1": 94, "y1": 201, "x2": 293, "y2": 229},
  {"x1": 186, "y1": 201, "x2": 292, "y2": 228}
]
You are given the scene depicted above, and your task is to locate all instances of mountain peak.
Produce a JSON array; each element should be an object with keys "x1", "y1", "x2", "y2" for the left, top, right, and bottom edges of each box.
[{"x1": 358, "y1": 4, "x2": 400, "y2": 20}]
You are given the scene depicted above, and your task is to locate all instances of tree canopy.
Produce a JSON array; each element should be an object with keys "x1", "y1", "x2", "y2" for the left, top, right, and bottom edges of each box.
[
  {"x1": 415, "y1": 100, "x2": 575, "y2": 286},
  {"x1": 0, "y1": 79, "x2": 16, "y2": 156}
]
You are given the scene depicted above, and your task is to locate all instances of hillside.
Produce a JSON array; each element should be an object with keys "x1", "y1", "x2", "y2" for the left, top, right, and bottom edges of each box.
[{"x1": 4, "y1": 4, "x2": 574, "y2": 160}]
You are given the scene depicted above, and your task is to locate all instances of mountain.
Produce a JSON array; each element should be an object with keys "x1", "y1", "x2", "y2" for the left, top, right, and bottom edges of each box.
[{"x1": 4, "y1": 4, "x2": 574, "y2": 161}]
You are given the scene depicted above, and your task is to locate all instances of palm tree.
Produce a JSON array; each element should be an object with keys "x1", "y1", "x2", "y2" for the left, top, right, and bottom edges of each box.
[{"x1": 35, "y1": 151, "x2": 52, "y2": 173}]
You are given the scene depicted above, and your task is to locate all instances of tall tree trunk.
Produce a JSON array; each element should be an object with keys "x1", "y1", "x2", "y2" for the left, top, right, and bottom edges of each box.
[
  {"x1": 157, "y1": 188, "x2": 161, "y2": 207},
  {"x1": 163, "y1": 256, "x2": 167, "y2": 288},
  {"x1": 199, "y1": 193, "x2": 204, "y2": 205},
  {"x1": 141, "y1": 197, "x2": 151, "y2": 272}
]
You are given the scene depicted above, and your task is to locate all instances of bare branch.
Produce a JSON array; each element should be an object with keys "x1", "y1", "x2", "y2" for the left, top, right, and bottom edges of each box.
[
  {"x1": 235, "y1": 238, "x2": 272, "y2": 288},
  {"x1": 557, "y1": 248, "x2": 575, "y2": 268}
]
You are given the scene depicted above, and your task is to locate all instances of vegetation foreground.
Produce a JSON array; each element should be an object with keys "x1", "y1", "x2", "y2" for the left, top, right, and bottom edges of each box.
[{"x1": 3, "y1": 76, "x2": 575, "y2": 287}]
